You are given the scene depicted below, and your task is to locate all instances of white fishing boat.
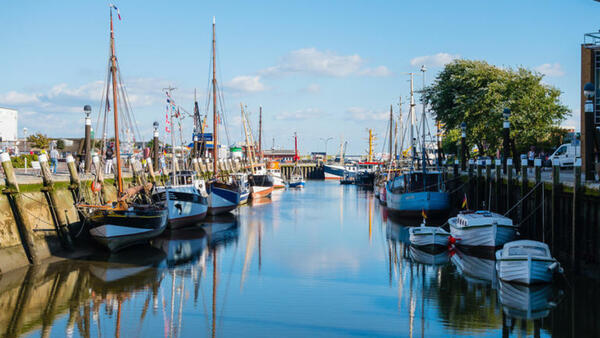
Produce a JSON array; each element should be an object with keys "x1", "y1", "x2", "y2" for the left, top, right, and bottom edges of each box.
[
  {"x1": 495, "y1": 240, "x2": 562, "y2": 285},
  {"x1": 267, "y1": 162, "x2": 285, "y2": 188},
  {"x1": 288, "y1": 132, "x2": 305, "y2": 188},
  {"x1": 409, "y1": 223, "x2": 450, "y2": 248},
  {"x1": 449, "y1": 210, "x2": 517, "y2": 248}
]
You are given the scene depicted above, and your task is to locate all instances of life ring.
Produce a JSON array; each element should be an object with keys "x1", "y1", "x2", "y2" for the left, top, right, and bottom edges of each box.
[{"x1": 91, "y1": 181, "x2": 102, "y2": 193}]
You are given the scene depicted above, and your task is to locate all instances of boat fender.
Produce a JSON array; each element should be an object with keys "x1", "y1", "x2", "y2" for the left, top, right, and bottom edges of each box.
[
  {"x1": 448, "y1": 236, "x2": 461, "y2": 245},
  {"x1": 548, "y1": 262, "x2": 558, "y2": 271}
]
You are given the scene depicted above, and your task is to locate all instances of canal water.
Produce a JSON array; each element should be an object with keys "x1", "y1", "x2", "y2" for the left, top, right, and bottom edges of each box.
[{"x1": 1, "y1": 181, "x2": 598, "y2": 337}]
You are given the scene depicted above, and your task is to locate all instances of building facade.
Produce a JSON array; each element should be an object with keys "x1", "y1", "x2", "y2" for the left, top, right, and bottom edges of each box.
[{"x1": 0, "y1": 107, "x2": 18, "y2": 142}]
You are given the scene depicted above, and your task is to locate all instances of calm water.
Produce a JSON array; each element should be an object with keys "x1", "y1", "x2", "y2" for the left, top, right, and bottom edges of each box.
[{"x1": 2, "y1": 181, "x2": 599, "y2": 337}]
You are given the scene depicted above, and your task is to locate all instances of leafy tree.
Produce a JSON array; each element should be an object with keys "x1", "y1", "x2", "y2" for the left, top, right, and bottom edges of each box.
[
  {"x1": 424, "y1": 60, "x2": 570, "y2": 156},
  {"x1": 27, "y1": 133, "x2": 50, "y2": 149},
  {"x1": 56, "y1": 139, "x2": 65, "y2": 150}
]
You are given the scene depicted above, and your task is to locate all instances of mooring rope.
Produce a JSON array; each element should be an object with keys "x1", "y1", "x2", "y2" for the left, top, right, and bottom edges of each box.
[{"x1": 503, "y1": 181, "x2": 544, "y2": 217}]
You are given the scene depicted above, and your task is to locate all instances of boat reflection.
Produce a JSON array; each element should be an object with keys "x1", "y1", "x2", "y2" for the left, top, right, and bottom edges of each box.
[
  {"x1": 450, "y1": 247, "x2": 498, "y2": 287},
  {"x1": 498, "y1": 280, "x2": 563, "y2": 321},
  {"x1": 151, "y1": 227, "x2": 208, "y2": 267},
  {"x1": 409, "y1": 245, "x2": 450, "y2": 266}
]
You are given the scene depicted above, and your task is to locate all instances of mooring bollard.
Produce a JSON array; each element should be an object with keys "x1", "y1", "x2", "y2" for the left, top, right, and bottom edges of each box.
[
  {"x1": 92, "y1": 155, "x2": 107, "y2": 202},
  {"x1": 1, "y1": 153, "x2": 40, "y2": 264},
  {"x1": 468, "y1": 159, "x2": 474, "y2": 204},
  {"x1": 146, "y1": 158, "x2": 156, "y2": 183},
  {"x1": 476, "y1": 160, "x2": 483, "y2": 209},
  {"x1": 66, "y1": 155, "x2": 80, "y2": 189},
  {"x1": 572, "y1": 159, "x2": 581, "y2": 271},
  {"x1": 551, "y1": 160, "x2": 560, "y2": 253},
  {"x1": 533, "y1": 158, "x2": 542, "y2": 240},
  {"x1": 495, "y1": 159, "x2": 501, "y2": 212},
  {"x1": 485, "y1": 159, "x2": 492, "y2": 208},
  {"x1": 39, "y1": 154, "x2": 73, "y2": 250},
  {"x1": 192, "y1": 158, "x2": 200, "y2": 178},
  {"x1": 506, "y1": 159, "x2": 513, "y2": 216},
  {"x1": 520, "y1": 158, "x2": 529, "y2": 229}
]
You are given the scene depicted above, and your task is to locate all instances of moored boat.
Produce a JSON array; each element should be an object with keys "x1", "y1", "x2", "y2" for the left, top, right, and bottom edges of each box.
[
  {"x1": 154, "y1": 170, "x2": 208, "y2": 228},
  {"x1": 288, "y1": 132, "x2": 305, "y2": 188},
  {"x1": 249, "y1": 174, "x2": 274, "y2": 199},
  {"x1": 449, "y1": 210, "x2": 517, "y2": 248},
  {"x1": 409, "y1": 224, "x2": 450, "y2": 248},
  {"x1": 495, "y1": 240, "x2": 562, "y2": 285},
  {"x1": 267, "y1": 161, "x2": 285, "y2": 188}
]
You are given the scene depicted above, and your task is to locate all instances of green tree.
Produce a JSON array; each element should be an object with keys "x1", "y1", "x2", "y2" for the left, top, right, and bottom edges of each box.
[
  {"x1": 27, "y1": 133, "x2": 50, "y2": 149},
  {"x1": 424, "y1": 59, "x2": 570, "y2": 156},
  {"x1": 56, "y1": 139, "x2": 65, "y2": 150}
]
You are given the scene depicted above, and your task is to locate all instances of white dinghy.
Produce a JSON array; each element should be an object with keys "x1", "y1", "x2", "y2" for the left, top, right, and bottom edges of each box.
[
  {"x1": 449, "y1": 210, "x2": 517, "y2": 248},
  {"x1": 495, "y1": 240, "x2": 563, "y2": 285},
  {"x1": 409, "y1": 222, "x2": 450, "y2": 248}
]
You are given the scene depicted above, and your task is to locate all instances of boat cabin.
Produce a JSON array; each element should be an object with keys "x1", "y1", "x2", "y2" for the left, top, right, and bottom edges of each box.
[
  {"x1": 388, "y1": 171, "x2": 444, "y2": 194},
  {"x1": 499, "y1": 240, "x2": 551, "y2": 258},
  {"x1": 168, "y1": 170, "x2": 197, "y2": 185},
  {"x1": 455, "y1": 210, "x2": 513, "y2": 227}
]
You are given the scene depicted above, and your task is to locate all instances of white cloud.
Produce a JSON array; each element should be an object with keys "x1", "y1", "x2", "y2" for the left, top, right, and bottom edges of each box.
[
  {"x1": 303, "y1": 83, "x2": 321, "y2": 93},
  {"x1": 261, "y1": 48, "x2": 390, "y2": 78},
  {"x1": 225, "y1": 75, "x2": 266, "y2": 92},
  {"x1": 347, "y1": 107, "x2": 388, "y2": 121},
  {"x1": 0, "y1": 91, "x2": 40, "y2": 105},
  {"x1": 358, "y1": 66, "x2": 392, "y2": 77},
  {"x1": 274, "y1": 108, "x2": 321, "y2": 121},
  {"x1": 534, "y1": 63, "x2": 565, "y2": 77},
  {"x1": 410, "y1": 52, "x2": 460, "y2": 68}
]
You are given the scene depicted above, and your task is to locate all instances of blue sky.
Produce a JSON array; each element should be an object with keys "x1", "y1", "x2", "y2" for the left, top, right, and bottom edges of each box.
[{"x1": 0, "y1": 0, "x2": 597, "y2": 154}]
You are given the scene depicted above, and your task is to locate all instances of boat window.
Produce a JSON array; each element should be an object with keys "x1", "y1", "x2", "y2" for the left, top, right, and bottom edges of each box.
[{"x1": 508, "y1": 246, "x2": 547, "y2": 256}]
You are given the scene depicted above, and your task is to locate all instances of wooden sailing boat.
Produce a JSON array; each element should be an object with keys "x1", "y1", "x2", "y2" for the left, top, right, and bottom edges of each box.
[
  {"x1": 205, "y1": 17, "x2": 241, "y2": 214},
  {"x1": 240, "y1": 103, "x2": 274, "y2": 199},
  {"x1": 80, "y1": 6, "x2": 168, "y2": 251},
  {"x1": 288, "y1": 132, "x2": 305, "y2": 188}
]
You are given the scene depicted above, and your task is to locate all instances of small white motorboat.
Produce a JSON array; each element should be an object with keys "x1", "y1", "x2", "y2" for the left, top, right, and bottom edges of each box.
[
  {"x1": 449, "y1": 210, "x2": 517, "y2": 248},
  {"x1": 495, "y1": 240, "x2": 562, "y2": 285},
  {"x1": 409, "y1": 223, "x2": 450, "y2": 248}
]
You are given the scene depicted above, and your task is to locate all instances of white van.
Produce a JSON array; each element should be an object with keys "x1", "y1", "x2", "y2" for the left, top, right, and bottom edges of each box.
[{"x1": 548, "y1": 143, "x2": 580, "y2": 168}]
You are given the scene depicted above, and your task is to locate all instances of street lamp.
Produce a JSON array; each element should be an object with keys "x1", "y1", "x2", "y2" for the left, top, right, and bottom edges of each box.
[
  {"x1": 460, "y1": 122, "x2": 467, "y2": 171},
  {"x1": 320, "y1": 137, "x2": 333, "y2": 162},
  {"x1": 84, "y1": 105, "x2": 92, "y2": 172},
  {"x1": 584, "y1": 82, "x2": 596, "y2": 180},
  {"x1": 502, "y1": 108, "x2": 511, "y2": 174},
  {"x1": 23, "y1": 127, "x2": 28, "y2": 153},
  {"x1": 152, "y1": 121, "x2": 160, "y2": 170}
]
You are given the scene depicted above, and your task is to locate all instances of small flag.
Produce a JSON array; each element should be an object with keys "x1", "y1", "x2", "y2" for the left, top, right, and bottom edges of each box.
[
  {"x1": 110, "y1": 4, "x2": 122, "y2": 20},
  {"x1": 462, "y1": 193, "x2": 468, "y2": 209},
  {"x1": 421, "y1": 209, "x2": 427, "y2": 220}
]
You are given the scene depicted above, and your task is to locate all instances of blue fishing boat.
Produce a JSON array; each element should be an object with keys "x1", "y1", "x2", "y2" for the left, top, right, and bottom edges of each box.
[{"x1": 385, "y1": 73, "x2": 449, "y2": 217}]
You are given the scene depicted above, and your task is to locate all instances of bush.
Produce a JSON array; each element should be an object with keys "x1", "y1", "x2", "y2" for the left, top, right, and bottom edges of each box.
[{"x1": 11, "y1": 154, "x2": 39, "y2": 168}]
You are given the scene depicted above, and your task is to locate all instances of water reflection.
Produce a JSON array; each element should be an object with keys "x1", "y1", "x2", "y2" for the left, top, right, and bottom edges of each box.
[{"x1": 1, "y1": 182, "x2": 599, "y2": 337}]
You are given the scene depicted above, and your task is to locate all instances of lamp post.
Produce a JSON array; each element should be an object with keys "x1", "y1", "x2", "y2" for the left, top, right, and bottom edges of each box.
[
  {"x1": 320, "y1": 137, "x2": 333, "y2": 162},
  {"x1": 502, "y1": 108, "x2": 511, "y2": 174},
  {"x1": 84, "y1": 105, "x2": 92, "y2": 173},
  {"x1": 23, "y1": 127, "x2": 28, "y2": 153},
  {"x1": 584, "y1": 82, "x2": 596, "y2": 180},
  {"x1": 153, "y1": 121, "x2": 160, "y2": 171},
  {"x1": 460, "y1": 122, "x2": 467, "y2": 171}
]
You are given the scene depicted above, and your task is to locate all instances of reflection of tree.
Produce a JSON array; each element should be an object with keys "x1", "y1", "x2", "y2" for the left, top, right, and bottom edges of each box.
[{"x1": 433, "y1": 265, "x2": 502, "y2": 333}]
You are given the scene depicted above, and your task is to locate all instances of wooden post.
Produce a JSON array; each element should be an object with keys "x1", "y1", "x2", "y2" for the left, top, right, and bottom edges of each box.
[
  {"x1": 495, "y1": 159, "x2": 501, "y2": 212},
  {"x1": 66, "y1": 155, "x2": 80, "y2": 190},
  {"x1": 453, "y1": 159, "x2": 459, "y2": 178},
  {"x1": 192, "y1": 158, "x2": 200, "y2": 178},
  {"x1": 485, "y1": 159, "x2": 491, "y2": 209},
  {"x1": 476, "y1": 160, "x2": 482, "y2": 209},
  {"x1": 533, "y1": 158, "x2": 542, "y2": 240},
  {"x1": 1, "y1": 153, "x2": 41, "y2": 264},
  {"x1": 468, "y1": 159, "x2": 474, "y2": 204},
  {"x1": 551, "y1": 160, "x2": 560, "y2": 252},
  {"x1": 92, "y1": 155, "x2": 107, "y2": 202},
  {"x1": 39, "y1": 154, "x2": 73, "y2": 249},
  {"x1": 506, "y1": 159, "x2": 513, "y2": 217},
  {"x1": 572, "y1": 159, "x2": 581, "y2": 271},
  {"x1": 520, "y1": 158, "x2": 529, "y2": 230},
  {"x1": 146, "y1": 157, "x2": 156, "y2": 183}
]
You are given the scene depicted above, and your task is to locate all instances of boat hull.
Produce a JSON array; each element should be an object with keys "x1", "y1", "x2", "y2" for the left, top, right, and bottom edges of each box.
[
  {"x1": 154, "y1": 186, "x2": 208, "y2": 229},
  {"x1": 449, "y1": 218, "x2": 517, "y2": 248},
  {"x1": 409, "y1": 226, "x2": 450, "y2": 248},
  {"x1": 89, "y1": 208, "x2": 168, "y2": 252},
  {"x1": 251, "y1": 185, "x2": 274, "y2": 199},
  {"x1": 324, "y1": 164, "x2": 345, "y2": 180},
  {"x1": 496, "y1": 252, "x2": 556, "y2": 284},
  {"x1": 272, "y1": 175, "x2": 285, "y2": 188},
  {"x1": 385, "y1": 189, "x2": 450, "y2": 217},
  {"x1": 207, "y1": 182, "x2": 240, "y2": 215},
  {"x1": 288, "y1": 181, "x2": 305, "y2": 188}
]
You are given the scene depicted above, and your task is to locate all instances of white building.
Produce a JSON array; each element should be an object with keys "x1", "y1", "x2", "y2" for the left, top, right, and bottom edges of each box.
[{"x1": 0, "y1": 107, "x2": 18, "y2": 142}]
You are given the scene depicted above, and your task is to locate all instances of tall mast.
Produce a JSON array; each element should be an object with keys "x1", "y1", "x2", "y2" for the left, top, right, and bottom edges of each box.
[
  {"x1": 420, "y1": 65, "x2": 427, "y2": 171},
  {"x1": 409, "y1": 73, "x2": 416, "y2": 170},
  {"x1": 241, "y1": 104, "x2": 255, "y2": 174},
  {"x1": 164, "y1": 86, "x2": 177, "y2": 186},
  {"x1": 109, "y1": 9, "x2": 123, "y2": 195},
  {"x1": 294, "y1": 132, "x2": 298, "y2": 163},
  {"x1": 389, "y1": 104, "x2": 393, "y2": 162},
  {"x1": 258, "y1": 106, "x2": 262, "y2": 161},
  {"x1": 212, "y1": 17, "x2": 218, "y2": 176},
  {"x1": 398, "y1": 96, "x2": 403, "y2": 160}
]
